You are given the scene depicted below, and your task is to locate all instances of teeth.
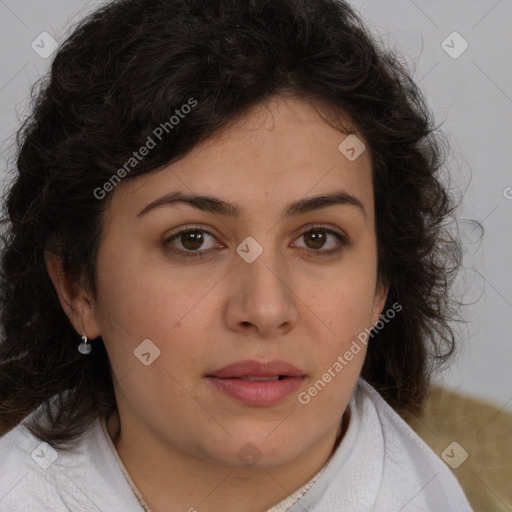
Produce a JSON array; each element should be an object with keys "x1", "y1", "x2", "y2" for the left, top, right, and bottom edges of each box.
[{"x1": 241, "y1": 376, "x2": 281, "y2": 381}]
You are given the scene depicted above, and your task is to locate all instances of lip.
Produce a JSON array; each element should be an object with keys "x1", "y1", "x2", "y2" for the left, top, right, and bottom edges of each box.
[{"x1": 206, "y1": 359, "x2": 306, "y2": 406}]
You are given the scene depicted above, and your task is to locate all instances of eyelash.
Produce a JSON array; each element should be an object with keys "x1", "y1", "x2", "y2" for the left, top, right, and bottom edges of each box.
[{"x1": 164, "y1": 225, "x2": 348, "y2": 259}]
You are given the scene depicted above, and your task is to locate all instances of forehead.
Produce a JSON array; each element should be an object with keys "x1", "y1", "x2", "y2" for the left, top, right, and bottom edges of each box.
[{"x1": 107, "y1": 95, "x2": 374, "y2": 223}]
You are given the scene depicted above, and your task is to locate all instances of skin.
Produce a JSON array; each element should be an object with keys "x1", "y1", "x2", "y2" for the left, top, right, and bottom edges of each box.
[{"x1": 46, "y1": 94, "x2": 388, "y2": 512}]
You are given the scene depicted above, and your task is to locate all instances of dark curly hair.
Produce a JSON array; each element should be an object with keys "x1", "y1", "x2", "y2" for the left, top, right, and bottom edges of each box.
[{"x1": 0, "y1": 0, "x2": 462, "y2": 447}]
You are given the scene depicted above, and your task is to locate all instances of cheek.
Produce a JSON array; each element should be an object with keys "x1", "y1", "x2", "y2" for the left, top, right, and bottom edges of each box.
[
  {"x1": 300, "y1": 282, "x2": 371, "y2": 405},
  {"x1": 94, "y1": 251, "x2": 220, "y2": 387},
  {"x1": 95, "y1": 240, "x2": 215, "y2": 339},
  {"x1": 308, "y1": 273, "x2": 377, "y2": 336}
]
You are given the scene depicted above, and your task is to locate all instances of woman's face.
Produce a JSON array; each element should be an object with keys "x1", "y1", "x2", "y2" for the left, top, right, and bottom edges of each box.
[{"x1": 83, "y1": 95, "x2": 387, "y2": 468}]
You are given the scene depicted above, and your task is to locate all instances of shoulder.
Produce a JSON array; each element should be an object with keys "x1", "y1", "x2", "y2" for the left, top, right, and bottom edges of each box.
[
  {"x1": 0, "y1": 421, "x2": 72, "y2": 511},
  {"x1": 291, "y1": 379, "x2": 473, "y2": 512},
  {"x1": 355, "y1": 380, "x2": 473, "y2": 511},
  {"x1": 0, "y1": 413, "x2": 141, "y2": 511}
]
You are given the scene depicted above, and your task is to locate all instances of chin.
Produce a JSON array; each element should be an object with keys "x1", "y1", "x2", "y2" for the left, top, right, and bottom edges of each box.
[{"x1": 196, "y1": 433, "x2": 304, "y2": 469}]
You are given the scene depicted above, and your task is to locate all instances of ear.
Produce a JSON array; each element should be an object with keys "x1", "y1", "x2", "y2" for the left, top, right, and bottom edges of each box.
[
  {"x1": 44, "y1": 251, "x2": 101, "y2": 340},
  {"x1": 370, "y1": 277, "x2": 389, "y2": 327}
]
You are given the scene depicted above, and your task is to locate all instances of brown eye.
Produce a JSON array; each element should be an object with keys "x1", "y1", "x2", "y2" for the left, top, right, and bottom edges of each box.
[
  {"x1": 293, "y1": 227, "x2": 347, "y2": 256},
  {"x1": 165, "y1": 227, "x2": 219, "y2": 257},
  {"x1": 179, "y1": 231, "x2": 205, "y2": 250},
  {"x1": 303, "y1": 230, "x2": 327, "y2": 249}
]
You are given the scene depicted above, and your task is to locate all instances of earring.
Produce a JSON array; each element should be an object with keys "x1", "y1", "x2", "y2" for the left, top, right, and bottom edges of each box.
[{"x1": 78, "y1": 334, "x2": 91, "y2": 355}]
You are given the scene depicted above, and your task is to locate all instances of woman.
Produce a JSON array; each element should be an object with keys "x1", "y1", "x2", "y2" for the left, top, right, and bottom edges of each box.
[{"x1": 0, "y1": 0, "x2": 472, "y2": 510}]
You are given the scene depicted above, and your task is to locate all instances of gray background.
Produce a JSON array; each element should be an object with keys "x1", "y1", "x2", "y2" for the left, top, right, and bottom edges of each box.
[{"x1": 1, "y1": 0, "x2": 511, "y2": 410}]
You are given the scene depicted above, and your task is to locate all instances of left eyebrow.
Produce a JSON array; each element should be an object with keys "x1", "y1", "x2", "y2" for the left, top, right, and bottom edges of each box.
[{"x1": 135, "y1": 190, "x2": 366, "y2": 221}]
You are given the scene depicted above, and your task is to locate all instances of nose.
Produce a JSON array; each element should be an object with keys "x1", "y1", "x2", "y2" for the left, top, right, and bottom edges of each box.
[{"x1": 223, "y1": 241, "x2": 299, "y2": 338}]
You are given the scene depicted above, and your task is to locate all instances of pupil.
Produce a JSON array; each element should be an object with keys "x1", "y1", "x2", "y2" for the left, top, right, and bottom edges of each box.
[
  {"x1": 305, "y1": 231, "x2": 325, "y2": 249},
  {"x1": 183, "y1": 231, "x2": 203, "y2": 250}
]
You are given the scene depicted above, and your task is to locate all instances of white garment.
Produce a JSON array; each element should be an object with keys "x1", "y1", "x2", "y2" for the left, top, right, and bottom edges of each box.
[{"x1": 0, "y1": 379, "x2": 473, "y2": 511}]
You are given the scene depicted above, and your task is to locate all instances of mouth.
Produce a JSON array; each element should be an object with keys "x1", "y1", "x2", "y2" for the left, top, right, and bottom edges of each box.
[
  {"x1": 206, "y1": 360, "x2": 306, "y2": 406},
  {"x1": 237, "y1": 376, "x2": 284, "y2": 381}
]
